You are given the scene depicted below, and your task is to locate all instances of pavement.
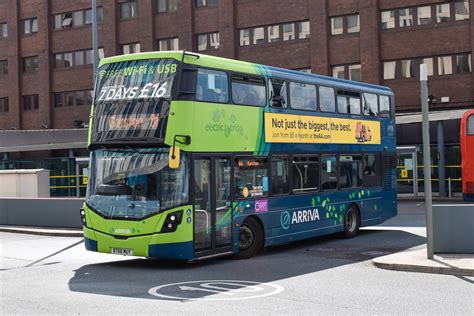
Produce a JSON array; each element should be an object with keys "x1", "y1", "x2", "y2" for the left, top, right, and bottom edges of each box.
[{"x1": 372, "y1": 245, "x2": 474, "y2": 276}]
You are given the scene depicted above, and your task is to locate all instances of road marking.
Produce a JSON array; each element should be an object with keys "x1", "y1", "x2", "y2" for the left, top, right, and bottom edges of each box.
[{"x1": 148, "y1": 280, "x2": 284, "y2": 301}]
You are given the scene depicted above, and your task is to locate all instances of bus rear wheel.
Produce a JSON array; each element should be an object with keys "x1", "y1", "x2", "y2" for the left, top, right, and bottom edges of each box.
[
  {"x1": 343, "y1": 204, "x2": 360, "y2": 238},
  {"x1": 236, "y1": 217, "x2": 263, "y2": 259}
]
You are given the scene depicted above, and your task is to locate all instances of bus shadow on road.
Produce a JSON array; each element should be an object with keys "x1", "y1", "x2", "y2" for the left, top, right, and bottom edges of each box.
[{"x1": 68, "y1": 229, "x2": 425, "y2": 301}]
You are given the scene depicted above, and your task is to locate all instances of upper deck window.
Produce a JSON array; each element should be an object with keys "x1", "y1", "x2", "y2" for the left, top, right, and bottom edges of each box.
[
  {"x1": 379, "y1": 95, "x2": 391, "y2": 118},
  {"x1": 290, "y1": 82, "x2": 317, "y2": 111},
  {"x1": 319, "y1": 86, "x2": 336, "y2": 112},
  {"x1": 232, "y1": 75, "x2": 266, "y2": 106},
  {"x1": 362, "y1": 93, "x2": 378, "y2": 116},
  {"x1": 467, "y1": 114, "x2": 474, "y2": 136},
  {"x1": 337, "y1": 90, "x2": 361, "y2": 115},
  {"x1": 269, "y1": 79, "x2": 288, "y2": 108},
  {"x1": 196, "y1": 68, "x2": 228, "y2": 103}
]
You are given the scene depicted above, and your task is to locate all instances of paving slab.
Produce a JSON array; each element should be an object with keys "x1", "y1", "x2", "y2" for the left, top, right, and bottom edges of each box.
[
  {"x1": 373, "y1": 244, "x2": 474, "y2": 276},
  {"x1": 0, "y1": 225, "x2": 83, "y2": 237}
]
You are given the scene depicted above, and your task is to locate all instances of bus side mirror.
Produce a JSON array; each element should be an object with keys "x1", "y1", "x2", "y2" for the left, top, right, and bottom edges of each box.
[{"x1": 169, "y1": 146, "x2": 180, "y2": 169}]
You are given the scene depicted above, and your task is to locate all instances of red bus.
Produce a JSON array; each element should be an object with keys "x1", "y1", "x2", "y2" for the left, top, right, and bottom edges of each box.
[{"x1": 461, "y1": 109, "x2": 474, "y2": 201}]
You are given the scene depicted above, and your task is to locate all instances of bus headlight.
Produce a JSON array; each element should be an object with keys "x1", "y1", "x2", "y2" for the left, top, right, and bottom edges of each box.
[
  {"x1": 80, "y1": 207, "x2": 87, "y2": 226},
  {"x1": 160, "y1": 210, "x2": 183, "y2": 233}
]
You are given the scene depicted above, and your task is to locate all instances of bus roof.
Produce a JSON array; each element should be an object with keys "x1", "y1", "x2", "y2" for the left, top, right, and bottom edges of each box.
[{"x1": 99, "y1": 50, "x2": 393, "y2": 95}]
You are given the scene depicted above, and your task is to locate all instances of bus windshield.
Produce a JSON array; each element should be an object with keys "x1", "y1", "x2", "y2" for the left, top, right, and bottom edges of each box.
[
  {"x1": 86, "y1": 148, "x2": 188, "y2": 219},
  {"x1": 91, "y1": 58, "x2": 179, "y2": 143}
]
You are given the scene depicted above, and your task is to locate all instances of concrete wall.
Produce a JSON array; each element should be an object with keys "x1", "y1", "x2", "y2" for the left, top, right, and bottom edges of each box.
[
  {"x1": 433, "y1": 204, "x2": 474, "y2": 254},
  {"x1": 0, "y1": 198, "x2": 84, "y2": 228}
]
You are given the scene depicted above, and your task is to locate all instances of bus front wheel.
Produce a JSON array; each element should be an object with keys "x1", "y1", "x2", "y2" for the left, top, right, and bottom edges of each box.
[
  {"x1": 343, "y1": 204, "x2": 360, "y2": 238},
  {"x1": 236, "y1": 217, "x2": 264, "y2": 259}
]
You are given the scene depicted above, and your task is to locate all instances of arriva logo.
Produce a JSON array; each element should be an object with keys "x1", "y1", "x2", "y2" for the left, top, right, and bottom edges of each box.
[
  {"x1": 280, "y1": 208, "x2": 320, "y2": 230},
  {"x1": 280, "y1": 211, "x2": 291, "y2": 230}
]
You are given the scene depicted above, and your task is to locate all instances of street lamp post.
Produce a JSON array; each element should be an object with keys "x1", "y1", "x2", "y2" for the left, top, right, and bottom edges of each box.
[
  {"x1": 92, "y1": 0, "x2": 99, "y2": 79},
  {"x1": 420, "y1": 64, "x2": 434, "y2": 259}
]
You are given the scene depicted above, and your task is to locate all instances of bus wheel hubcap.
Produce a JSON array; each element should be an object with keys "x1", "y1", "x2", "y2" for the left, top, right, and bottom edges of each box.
[
  {"x1": 346, "y1": 210, "x2": 356, "y2": 232},
  {"x1": 238, "y1": 225, "x2": 254, "y2": 250}
]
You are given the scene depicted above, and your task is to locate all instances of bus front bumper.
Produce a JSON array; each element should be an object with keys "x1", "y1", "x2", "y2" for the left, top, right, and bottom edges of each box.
[{"x1": 83, "y1": 226, "x2": 194, "y2": 261}]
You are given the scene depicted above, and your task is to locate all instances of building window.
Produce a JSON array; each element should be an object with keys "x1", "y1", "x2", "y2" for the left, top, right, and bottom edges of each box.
[
  {"x1": 239, "y1": 29, "x2": 250, "y2": 46},
  {"x1": 0, "y1": 22, "x2": 7, "y2": 37},
  {"x1": 121, "y1": 43, "x2": 140, "y2": 54},
  {"x1": 331, "y1": 16, "x2": 343, "y2": 35},
  {"x1": 455, "y1": 1, "x2": 470, "y2": 21},
  {"x1": 196, "y1": 68, "x2": 228, "y2": 103},
  {"x1": 210, "y1": 32, "x2": 219, "y2": 49},
  {"x1": 196, "y1": 0, "x2": 218, "y2": 7},
  {"x1": 298, "y1": 68, "x2": 311, "y2": 73},
  {"x1": 347, "y1": 14, "x2": 360, "y2": 33},
  {"x1": 22, "y1": 18, "x2": 38, "y2": 35},
  {"x1": 0, "y1": 60, "x2": 7, "y2": 74},
  {"x1": 197, "y1": 34, "x2": 207, "y2": 51},
  {"x1": 55, "y1": 8, "x2": 103, "y2": 29},
  {"x1": 289, "y1": 82, "x2": 317, "y2": 111},
  {"x1": 282, "y1": 23, "x2": 295, "y2": 40},
  {"x1": 381, "y1": 10, "x2": 395, "y2": 29},
  {"x1": 85, "y1": 7, "x2": 104, "y2": 24},
  {"x1": 197, "y1": 33, "x2": 219, "y2": 51},
  {"x1": 332, "y1": 15, "x2": 359, "y2": 34},
  {"x1": 400, "y1": 59, "x2": 415, "y2": 78},
  {"x1": 383, "y1": 61, "x2": 396, "y2": 80},
  {"x1": 292, "y1": 156, "x2": 319, "y2": 193},
  {"x1": 298, "y1": 21, "x2": 310, "y2": 39},
  {"x1": 55, "y1": 48, "x2": 104, "y2": 68},
  {"x1": 54, "y1": 90, "x2": 93, "y2": 108},
  {"x1": 436, "y1": 3, "x2": 451, "y2": 23},
  {"x1": 157, "y1": 0, "x2": 178, "y2": 13},
  {"x1": 23, "y1": 95, "x2": 39, "y2": 111},
  {"x1": 399, "y1": 8, "x2": 413, "y2": 27},
  {"x1": 349, "y1": 64, "x2": 361, "y2": 81},
  {"x1": 421, "y1": 58, "x2": 434, "y2": 76},
  {"x1": 22, "y1": 56, "x2": 39, "y2": 72},
  {"x1": 120, "y1": 1, "x2": 139, "y2": 19},
  {"x1": 0, "y1": 98, "x2": 8, "y2": 113},
  {"x1": 158, "y1": 37, "x2": 179, "y2": 51},
  {"x1": 267, "y1": 25, "x2": 280, "y2": 43},
  {"x1": 456, "y1": 53, "x2": 472, "y2": 73},
  {"x1": 253, "y1": 27, "x2": 265, "y2": 44},
  {"x1": 417, "y1": 6, "x2": 432, "y2": 25},
  {"x1": 438, "y1": 56, "x2": 453, "y2": 75},
  {"x1": 332, "y1": 66, "x2": 345, "y2": 79}
]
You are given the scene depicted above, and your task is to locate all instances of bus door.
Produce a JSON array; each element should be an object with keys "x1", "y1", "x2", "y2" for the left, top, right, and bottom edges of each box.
[{"x1": 193, "y1": 156, "x2": 233, "y2": 258}]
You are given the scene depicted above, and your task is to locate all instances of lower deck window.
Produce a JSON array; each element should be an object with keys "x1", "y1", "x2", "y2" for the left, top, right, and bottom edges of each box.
[
  {"x1": 321, "y1": 155, "x2": 338, "y2": 190},
  {"x1": 339, "y1": 155, "x2": 362, "y2": 189},
  {"x1": 292, "y1": 156, "x2": 319, "y2": 193},
  {"x1": 234, "y1": 157, "x2": 269, "y2": 198}
]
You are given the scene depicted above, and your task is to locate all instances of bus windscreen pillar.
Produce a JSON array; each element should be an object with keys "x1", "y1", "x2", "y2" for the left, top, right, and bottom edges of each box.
[
  {"x1": 420, "y1": 64, "x2": 434, "y2": 259},
  {"x1": 437, "y1": 121, "x2": 446, "y2": 197}
]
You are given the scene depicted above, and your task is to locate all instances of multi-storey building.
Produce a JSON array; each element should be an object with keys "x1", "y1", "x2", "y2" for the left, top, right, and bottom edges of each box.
[{"x1": 0, "y1": 0, "x2": 472, "y2": 196}]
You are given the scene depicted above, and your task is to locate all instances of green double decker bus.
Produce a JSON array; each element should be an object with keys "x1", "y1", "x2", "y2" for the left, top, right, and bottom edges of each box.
[{"x1": 81, "y1": 51, "x2": 397, "y2": 261}]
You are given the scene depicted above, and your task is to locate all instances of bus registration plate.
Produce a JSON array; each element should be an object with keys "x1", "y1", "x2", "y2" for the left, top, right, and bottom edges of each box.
[{"x1": 111, "y1": 248, "x2": 133, "y2": 256}]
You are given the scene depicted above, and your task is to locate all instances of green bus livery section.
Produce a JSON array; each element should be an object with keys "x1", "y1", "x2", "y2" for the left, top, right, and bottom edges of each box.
[{"x1": 81, "y1": 50, "x2": 397, "y2": 261}]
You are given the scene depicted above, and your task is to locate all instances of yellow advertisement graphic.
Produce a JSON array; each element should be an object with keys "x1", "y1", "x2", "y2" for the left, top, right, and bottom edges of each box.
[{"x1": 264, "y1": 113, "x2": 381, "y2": 145}]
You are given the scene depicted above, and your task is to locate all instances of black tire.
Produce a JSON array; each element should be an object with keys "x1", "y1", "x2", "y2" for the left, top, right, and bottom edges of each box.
[
  {"x1": 235, "y1": 217, "x2": 264, "y2": 259},
  {"x1": 343, "y1": 204, "x2": 360, "y2": 238}
]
